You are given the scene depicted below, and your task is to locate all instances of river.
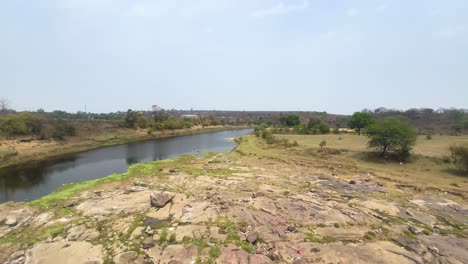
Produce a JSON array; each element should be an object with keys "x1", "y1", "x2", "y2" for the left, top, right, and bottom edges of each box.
[{"x1": 0, "y1": 128, "x2": 252, "y2": 203}]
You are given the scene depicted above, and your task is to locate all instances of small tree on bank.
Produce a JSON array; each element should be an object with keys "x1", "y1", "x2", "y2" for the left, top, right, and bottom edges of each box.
[
  {"x1": 367, "y1": 118, "x2": 417, "y2": 160},
  {"x1": 349, "y1": 112, "x2": 374, "y2": 135}
]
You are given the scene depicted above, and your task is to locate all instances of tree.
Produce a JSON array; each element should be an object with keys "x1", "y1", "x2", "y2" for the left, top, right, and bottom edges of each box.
[
  {"x1": 124, "y1": 109, "x2": 139, "y2": 128},
  {"x1": 0, "y1": 98, "x2": 9, "y2": 114},
  {"x1": 348, "y1": 112, "x2": 374, "y2": 135},
  {"x1": 152, "y1": 105, "x2": 169, "y2": 123},
  {"x1": 284, "y1": 114, "x2": 300, "y2": 127},
  {"x1": 367, "y1": 118, "x2": 417, "y2": 160}
]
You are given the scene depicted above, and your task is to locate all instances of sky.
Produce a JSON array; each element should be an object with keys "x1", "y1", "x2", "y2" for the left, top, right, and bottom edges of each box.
[{"x1": 1, "y1": 0, "x2": 467, "y2": 114}]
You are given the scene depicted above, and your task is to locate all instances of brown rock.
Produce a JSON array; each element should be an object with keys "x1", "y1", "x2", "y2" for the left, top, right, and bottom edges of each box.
[
  {"x1": 246, "y1": 232, "x2": 259, "y2": 244},
  {"x1": 150, "y1": 192, "x2": 175, "y2": 208}
]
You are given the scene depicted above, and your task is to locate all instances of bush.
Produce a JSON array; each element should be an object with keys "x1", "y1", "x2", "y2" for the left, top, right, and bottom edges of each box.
[
  {"x1": 0, "y1": 113, "x2": 44, "y2": 136},
  {"x1": 307, "y1": 118, "x2": 330, "y2": 134},
  {"x1": 319, "y1": 140, "x2": 327, "y2": 148},
  {"x1": 426, "y1": 134, "x2": 432, "y2": 140},
  {"x1": 449, "y1": 145, "x2": 468, "y2": 173},
  {"x1": 52, "y1": 120, "x2": 76, "y2": 140}
]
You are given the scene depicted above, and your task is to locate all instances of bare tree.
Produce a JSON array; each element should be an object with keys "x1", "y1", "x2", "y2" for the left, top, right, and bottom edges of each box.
[
  {"x1": 152, "y1": 105, "x2": 169, "y2": 122},
  {"x1": 0, "y1": 98, "x2": 9, "y2": 113}
]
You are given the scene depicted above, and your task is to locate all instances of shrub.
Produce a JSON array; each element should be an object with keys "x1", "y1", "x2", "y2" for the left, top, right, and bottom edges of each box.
[
  {"x1": 426, "y1": 134, "x2": 432, "y2": 140},
  {"x1": 52, "y1": 120, "x2": 76, "y2": 140},
  {"x1": 0, "y1": 113, "x2": 44, "y2": 136},
  {"x1": 319, "y1": 140, "x2": 327, "y2": 148},
  {"x1": 307, "y1": 118, "x2": 330, "y2": 134},
  {"x1": 449, "y1": 145, "x2": 468, "y2": 173}
]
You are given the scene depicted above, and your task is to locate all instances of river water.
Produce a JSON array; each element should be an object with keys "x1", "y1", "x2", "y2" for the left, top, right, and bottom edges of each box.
[{"x1": 0, "y1": 129, "x2": 252, "y2": 203}]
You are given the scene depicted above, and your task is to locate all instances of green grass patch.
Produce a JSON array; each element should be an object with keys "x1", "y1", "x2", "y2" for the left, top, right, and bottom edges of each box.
[
  {"x1": 42, "y1": 226, "x2": 65, "y2": 238},
  {"x1": 364, "y1": 231, "x2": 376, "y2": 240},
  {"x1": 209, "y1": 246, "x2": 221, "y2": 258},
  {"x1": 236, "y1": 241, "x2": 254, "y2": 253},
  {"x1": 304, "y1": 233, "x2": 337, "y2": 243}
]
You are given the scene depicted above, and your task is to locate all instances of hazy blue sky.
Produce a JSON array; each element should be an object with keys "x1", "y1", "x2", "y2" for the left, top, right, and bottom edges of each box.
[{"x1": 1, "y1": 0, "x2": 467, "y2": 114}]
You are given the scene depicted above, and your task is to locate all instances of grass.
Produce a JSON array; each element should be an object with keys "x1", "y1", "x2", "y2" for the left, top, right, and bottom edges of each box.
[
  {"x1": 244, "y1": 133, "x2": 468, "y2": 193},
  {"x1": 0, "y1": 147, "x2": 17, "y2": 161},
  {"x1": 304, "y1": 233, "x2": 337, "y2": 243},
  {"x1": 276, "y1": 134, "x2": 468, "y2": 157}
]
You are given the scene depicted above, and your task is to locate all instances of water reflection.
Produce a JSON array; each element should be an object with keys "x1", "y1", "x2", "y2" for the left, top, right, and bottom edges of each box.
[{"x1": 0, "y1": 129, "x2": 252, "y2": 203}]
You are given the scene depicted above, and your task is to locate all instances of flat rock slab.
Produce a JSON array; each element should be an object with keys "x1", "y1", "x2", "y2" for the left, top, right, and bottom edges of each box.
[
  {"x1": 419, "y1": 235, "x2": 468, "y2": 263},
  {"x1": 24, "y1": 241, "x2": 103, "y2": 264},
  {"x1": 353, "y1": 198, "x2": 401, "y2": 216},
  {"x1": 158, "y1": 245, "x2": 198, "y2": 263},
  {"x1": 273, "y1": 241, "x2": 423, "y2": 264},
  {"x1": 401, "y1": 208, "x2": 438, "y2": 226},
  {"x1": 76, "y1": 190, "x2": 152, "y2": 216},
  {"x1": 315, "y1": 227, "x2": 368, "y2": 241}
]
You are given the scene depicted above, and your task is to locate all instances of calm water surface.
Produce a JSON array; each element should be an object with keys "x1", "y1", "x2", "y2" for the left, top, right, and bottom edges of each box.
[{"x1": 0, "y1": 129, "x2": 252, "y2": 203}]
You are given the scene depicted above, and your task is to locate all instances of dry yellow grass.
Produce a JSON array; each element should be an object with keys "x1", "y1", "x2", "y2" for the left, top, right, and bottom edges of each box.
[
  {"x1": 234, "y1": 134, "x2": 468, "y2": 199},
  {"x1": 276, "y1": 134, "x2": 468, "y2": 157}
]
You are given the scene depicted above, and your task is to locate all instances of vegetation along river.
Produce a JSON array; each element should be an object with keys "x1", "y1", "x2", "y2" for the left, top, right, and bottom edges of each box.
[{"x1": 0, "y1": 129, "x2": 253, "y2": 203}]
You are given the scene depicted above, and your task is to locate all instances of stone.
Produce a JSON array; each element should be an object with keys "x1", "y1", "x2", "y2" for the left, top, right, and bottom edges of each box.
[
  {"x1": 150, "y1": 192, "x2": 175, "y2": 208},
  {"x1": 5, "y1": 216, "x2": 18, "y2": 227},
  {"x1": 144, "y1": 226, "x2": 154, "y2": 236},
  {"x1": 114, "y1": 251, "x2": 144, "y2": 264},
  {"x1": 246, "y1": 231, "x2": 259, "y2": 244},
  {"x1": 349, "y1": 180, "x2": 357, "y2": 185},
  {"x1": 408, "y1": 225, "x2": 422, "y2": 235},
  {"x1": 10, "y1": 250, "x2": 25, "y2": 260},
  {"x1": 287, "y1": 226, "x2": 297, "y2": 233},
  {"x1": 141, "y1": 237, "x2": 155, "y2": 249}
]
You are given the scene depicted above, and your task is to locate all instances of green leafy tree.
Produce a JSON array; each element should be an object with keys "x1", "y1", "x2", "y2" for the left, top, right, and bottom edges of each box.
[
  {"x1": 367, "y1": 118, "x2": 417, "y2": 160},
  {"x1": 348, "y1": 112, "x2": 374, "y2": 135},
  {"x1": 284, "y1": 114, "x2": 300, "y2": 127}
]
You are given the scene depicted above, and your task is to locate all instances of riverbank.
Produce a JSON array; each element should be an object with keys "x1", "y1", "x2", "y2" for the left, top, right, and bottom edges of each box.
[
  {"x1": 0, "y1": 134, "x2": 467, "y2": 263},
  {"x1": 0, "y1": 123, "x2": 251, "y2": 169}
]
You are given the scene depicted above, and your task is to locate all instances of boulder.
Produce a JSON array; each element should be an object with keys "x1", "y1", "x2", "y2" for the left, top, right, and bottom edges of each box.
[{"x1": 150, "y1": 192, "x2": 175, "y2": 208}]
